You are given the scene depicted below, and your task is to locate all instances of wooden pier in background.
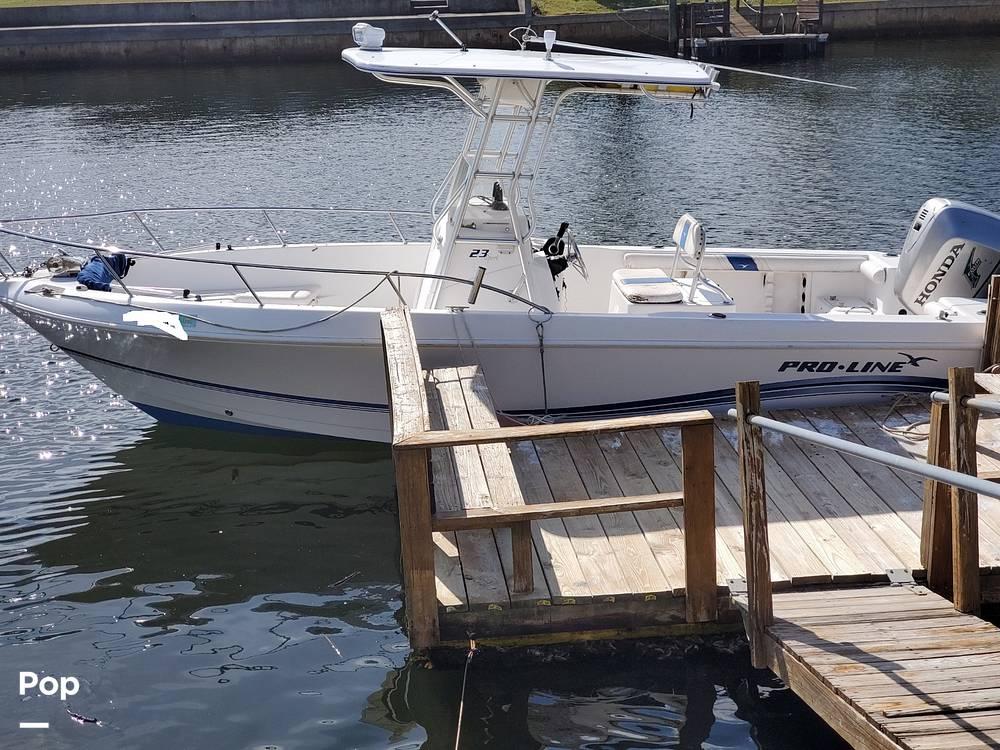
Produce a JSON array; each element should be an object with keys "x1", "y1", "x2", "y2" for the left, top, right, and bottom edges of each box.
[{"x1": 675, "y1": 0, "x2": 827, "y2": 64}]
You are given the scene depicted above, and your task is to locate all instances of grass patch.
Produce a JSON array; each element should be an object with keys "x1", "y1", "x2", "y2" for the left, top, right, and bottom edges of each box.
[
  {"x1": 534, "y1": 0, "x2": 872, "y2": 15},
  {"x1": 0, "y1": 0, "x2": 217, "y2": 7}
]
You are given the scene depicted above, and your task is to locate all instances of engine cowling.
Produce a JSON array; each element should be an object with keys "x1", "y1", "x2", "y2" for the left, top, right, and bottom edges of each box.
[{"x1": 895, "y1": 198, "x2": 1000, "y2": 313}]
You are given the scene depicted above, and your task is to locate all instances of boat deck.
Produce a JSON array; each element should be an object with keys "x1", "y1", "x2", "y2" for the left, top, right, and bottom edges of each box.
[{"x1": 435, "y1": 398, "x2": 1000, "y2": 642}]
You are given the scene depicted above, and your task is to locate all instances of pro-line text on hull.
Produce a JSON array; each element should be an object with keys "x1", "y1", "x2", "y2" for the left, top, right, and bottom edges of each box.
[{"x1": 779, "y1": 353, "x2": 938, "y2": 374}]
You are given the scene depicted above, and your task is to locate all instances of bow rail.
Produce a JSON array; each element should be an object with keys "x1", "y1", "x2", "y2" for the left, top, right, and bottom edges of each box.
[{"x1": 0, "y1": 222, "x2": 552, "y2": 315}]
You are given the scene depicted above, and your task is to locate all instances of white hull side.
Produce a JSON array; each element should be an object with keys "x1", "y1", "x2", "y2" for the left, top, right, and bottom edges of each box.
[{"x1": 2, "y1": 293, "x2": 981, "y2": 442}]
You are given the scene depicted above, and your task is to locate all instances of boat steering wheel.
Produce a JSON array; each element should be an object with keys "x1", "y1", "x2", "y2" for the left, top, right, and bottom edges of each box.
[
  {"x1": 564, "y1": 228, "x2": 588, "y2": 280},
  {"x1": 542, "y1": 222, "x2": 588, "y2": 280}
]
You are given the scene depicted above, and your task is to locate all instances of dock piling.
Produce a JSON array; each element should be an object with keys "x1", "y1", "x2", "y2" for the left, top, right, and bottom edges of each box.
[
  {"x1": 949, "y1": 366, "x2": 981, "y2": 614},
  {"x1": 921, "y1": 399, "x2": 953, "y2": 597},
  {"x1": 682, "y1": 421, "x2": 717, "y2": 623},
  {"x1": 735, "y1": 380, "x2": 772, "y2": 669}
]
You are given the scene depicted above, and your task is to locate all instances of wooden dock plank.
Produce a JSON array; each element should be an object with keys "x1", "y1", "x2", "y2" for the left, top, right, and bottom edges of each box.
[
  {"x1": 533, "y1": 437, "x2": 633, "y2": 601},
  {"x1": 716, "y1": 421, "x2": 876, "y2": 582},
  {"x1": 627, "y1": 428, "x2": 745, "y2": 589},
  {"x1": 773, "y1": 409, "x2": 923, "y2": 571},
  {"x1": 509, "y1": 440, "x2": 594, "y2": 604},
  {"x1": 597, "y1": 431, "x2": 686, "y2": 595},
  {"x1": 426, "y1": 373, "x2": 510, "y2": 611},
  {"x1": 761, "y1": 586, "x2": 1000, "y2": 750},
  {"x1": 455, "y1": 366, "x2": 551, "y2": 607},
  {"x1": 801, "y1": 408, "x2": 925, "y2": 537},
  {"x1": 565, "y1": 434, "x2": 672, "y2": 598},
  {"x1": 739, "y1": 416, "x2": 910, "y2": 575},
  {"x1": 833, "y1": 405, "x2": 928, "y2": 497},
  {"x1": 426, "y1": 385, "x2": 1000, "y2": 667}
]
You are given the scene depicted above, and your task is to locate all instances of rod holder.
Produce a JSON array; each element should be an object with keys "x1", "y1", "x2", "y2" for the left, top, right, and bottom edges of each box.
[
  {"x1": 468, "y1": 266, "x2": 486, "y2": 305},
  {"x1": 429, "y1": 10, "x2": 466, "y2": 51}
]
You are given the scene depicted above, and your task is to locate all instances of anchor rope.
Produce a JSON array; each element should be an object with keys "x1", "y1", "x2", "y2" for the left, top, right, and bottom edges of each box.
[
  {"x1": 453, "y1": 639, "x2": 477, "y2": 750},
  {"x1": 528, "y1": 307, "x2": 554, "y2": 420}
]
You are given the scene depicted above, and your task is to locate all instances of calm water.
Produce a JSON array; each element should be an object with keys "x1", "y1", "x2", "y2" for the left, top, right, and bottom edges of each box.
[{"x1": 1, "y1": 35, "x2": 999, "y2": 749}]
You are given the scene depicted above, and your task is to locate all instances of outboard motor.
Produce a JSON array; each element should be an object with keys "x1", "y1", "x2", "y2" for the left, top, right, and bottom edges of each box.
[{"x1": 895, "y1": 198, "x2": 1000, "y2": 313}]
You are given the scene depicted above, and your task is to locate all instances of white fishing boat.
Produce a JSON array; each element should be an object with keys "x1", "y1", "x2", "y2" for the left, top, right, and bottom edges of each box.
[{"x1": 2, "y1": 23, "x2": 999, "y2": 442}]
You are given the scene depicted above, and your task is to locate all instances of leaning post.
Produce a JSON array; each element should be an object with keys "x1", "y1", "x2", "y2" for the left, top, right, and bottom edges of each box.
[
  {"x1": 736, "y1": 380, "x2": 772, "y2": 669},
  {"x1": 949, "y1": 366, "x2": 980, "y2": 615}
]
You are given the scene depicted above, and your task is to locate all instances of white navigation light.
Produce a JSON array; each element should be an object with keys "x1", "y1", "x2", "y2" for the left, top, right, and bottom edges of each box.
[
  {"x1": 543, "y1": 29, "x2": 556, "y2": 60},
  {"x1": 352, "y1": 23, "x2": 385, "y2": 51}
]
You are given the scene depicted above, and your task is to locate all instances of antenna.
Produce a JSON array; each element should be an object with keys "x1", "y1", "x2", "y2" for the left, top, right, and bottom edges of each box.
[
  {"x1": 429, "y1": 10, "x2": 467, "y2": 52},
  {"x1": 522, "y1": 32, "x2": 857, "y2": 91}
]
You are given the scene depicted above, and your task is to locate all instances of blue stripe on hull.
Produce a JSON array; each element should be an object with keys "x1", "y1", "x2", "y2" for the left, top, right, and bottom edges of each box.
[
  {"x1": 60, "y1": 344, "x2": 945, "y2": 436},
  {"x1": 505, "y1": 375, "x2": 946, "y2": 422},
  {"x1": 61, "y1": 346, "x2": 388, "y2": 413},
  {"x1": 132, "y1": 402, "x2": 324, "y2": 438}
]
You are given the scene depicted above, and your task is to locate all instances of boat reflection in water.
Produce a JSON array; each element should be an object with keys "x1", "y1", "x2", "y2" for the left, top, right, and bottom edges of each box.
[{"x1": 363, "y1": 652, "x2": 842, "y2": 748}]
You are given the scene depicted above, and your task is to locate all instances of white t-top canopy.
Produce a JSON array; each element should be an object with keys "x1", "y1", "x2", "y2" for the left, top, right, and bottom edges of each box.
[{"x1": 342, "y1": 46, "x2": 715, "y2": 87}]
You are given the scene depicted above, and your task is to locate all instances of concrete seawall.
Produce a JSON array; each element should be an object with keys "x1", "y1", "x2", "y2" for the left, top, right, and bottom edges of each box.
[
  {"x1": 0, "y1": 8, "x2": 675, "y2": 68},
  {"x1": 0, "y1": 0, "x2": 997, "y2": 69},
  {"x1": 0, "y1": 0, "x2": 517, "y2": 27}
]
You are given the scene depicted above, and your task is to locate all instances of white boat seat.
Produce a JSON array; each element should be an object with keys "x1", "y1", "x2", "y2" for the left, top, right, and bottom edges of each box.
[
  {"x1": 613, "y1": 268, "x2": 684, "y2": 304},
  {"x1": 610, "y1": 268, "x2": 730, "y2": 310}
]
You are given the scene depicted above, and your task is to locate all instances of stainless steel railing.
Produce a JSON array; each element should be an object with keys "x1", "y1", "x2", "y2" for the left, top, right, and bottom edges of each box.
[
  {"x1": 0, "y1": 205, "x2": 428, "y2": 250},
  {"x1": 0, "y1": 223, "x2": 552, "y2": 315},
  {"x1": 727, "y1": 405, "x2": 1000, "y2": 500}
]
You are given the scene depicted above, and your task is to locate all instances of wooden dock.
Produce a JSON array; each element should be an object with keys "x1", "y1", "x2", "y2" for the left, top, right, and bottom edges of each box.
[
  {"x1": 381, "y1": 285, "x2": 1000, "y2": 748},
  {"x1": 755, "y1": 585, "x2": 1000, "y2": 750},
  {"x1": 676, "y1": 0, "x2": 827, "y2": 63},
  {"x1": 381, "y1": 304, "x2": 1000, "y2": 641},
  {"x1": 733, "y1": 372, "x2": 1000, "y2": 750}
]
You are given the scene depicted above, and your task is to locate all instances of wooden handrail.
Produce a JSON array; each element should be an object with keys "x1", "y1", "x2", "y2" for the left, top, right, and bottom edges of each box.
[
  {"x1": 432, "y1": 491, "x2": 684, "y2": 531},
  {"x1": 394, "y1": 410, "x2": 715, "y2": 450}
]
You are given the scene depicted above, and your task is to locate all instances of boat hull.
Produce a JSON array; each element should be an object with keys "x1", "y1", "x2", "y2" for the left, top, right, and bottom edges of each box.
[{"x1": 1, "y1": 288, "x2": 978, "y2": 443}]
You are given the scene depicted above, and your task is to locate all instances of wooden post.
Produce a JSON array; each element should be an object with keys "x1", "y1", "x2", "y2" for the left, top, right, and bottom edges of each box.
[
  {"x1": 949, "y1": 367, "x2": 980, "y2": 615},
  {"x1": 981, "y1": 276, "x2": 1000, "y2": 370},
  {"x1": 381, "y1": 307, "x2": 439, "y2": 649},
  {"x1": 394, "y1": 448, "x2": 440, "y2": 648},
  {"x1": 736, "y1": 380, "x2": 772, "y2": 669},
  {"x1": 922, "y1": 400, "x2": 953, "y2": 597},
  {"x1": 511, "y1": 521, "x2": 533, "y2": 593},
  {"x1": 682, "y1": 422, "x2": 717, "y2": 623},
  {"x1": 668, "y1": 0, "x2": 679, "y2": 56}
]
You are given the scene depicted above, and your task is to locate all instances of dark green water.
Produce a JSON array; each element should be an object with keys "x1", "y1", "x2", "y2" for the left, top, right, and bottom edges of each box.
[{"x1": 1, "y1": 35, "x2": 999, "y2": 749}]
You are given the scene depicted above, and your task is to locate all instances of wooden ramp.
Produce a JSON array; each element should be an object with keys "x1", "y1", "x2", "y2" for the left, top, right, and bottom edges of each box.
[{"x1": 752, "y1": 585, "x2": 1000, "y2": 750}]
